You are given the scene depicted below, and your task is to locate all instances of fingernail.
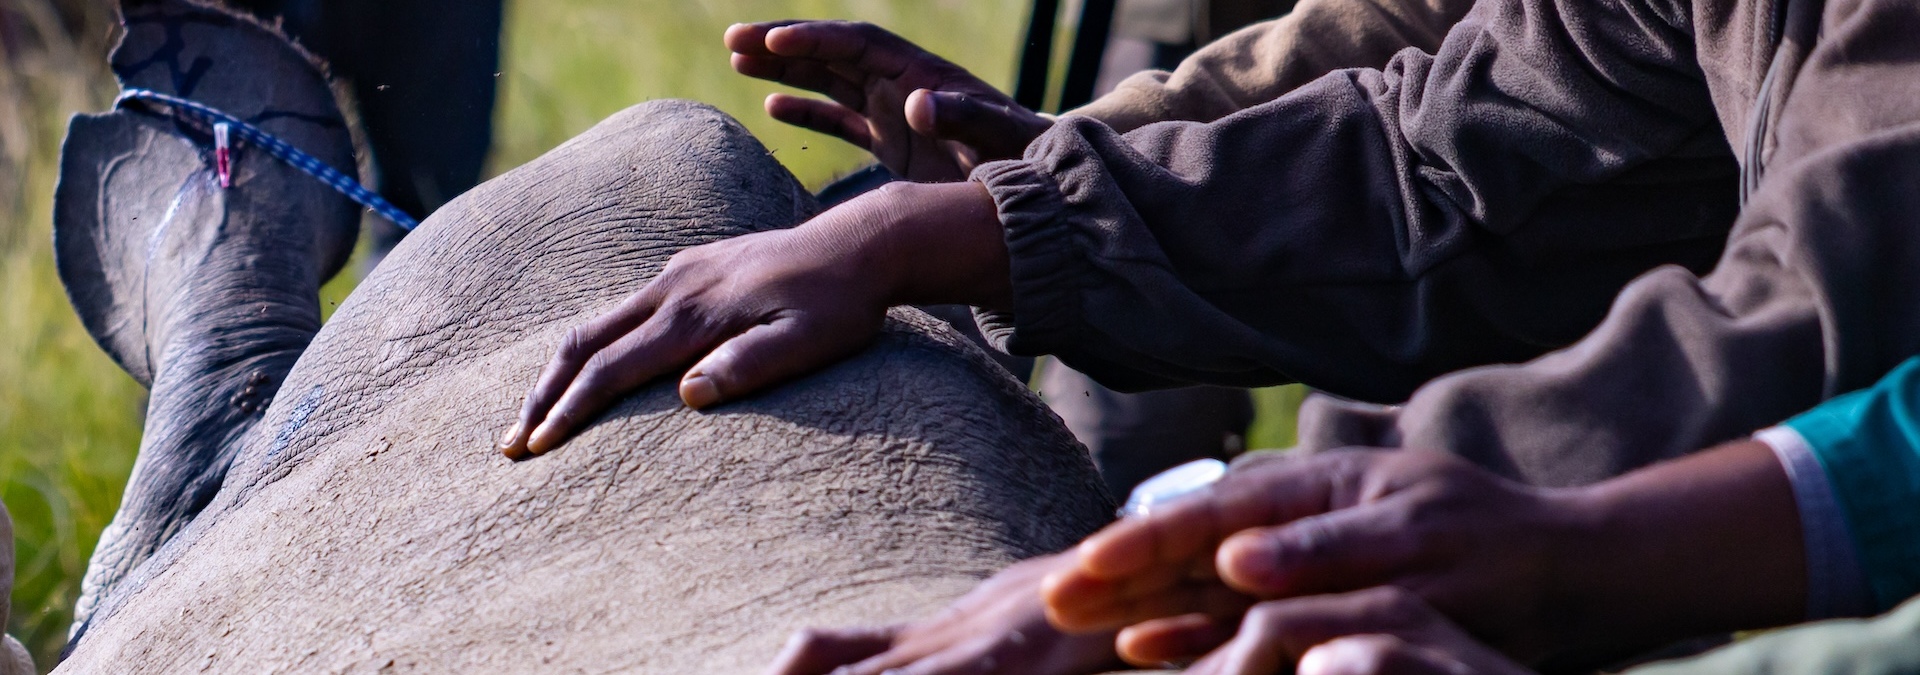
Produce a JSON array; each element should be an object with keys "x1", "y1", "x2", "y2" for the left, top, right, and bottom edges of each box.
[
  {"x1": 497, "y1": 422, "x2": 522, "y2": 448},
  {"x1": 681, "y1": 374, "x2": 721, "y2": 409},
  {"x1": 1219, "y1": 535, "x2": 1282, "y2": 585},
  {"x1": 525, "y1": 422, "x2": 560, "y2": 456}
]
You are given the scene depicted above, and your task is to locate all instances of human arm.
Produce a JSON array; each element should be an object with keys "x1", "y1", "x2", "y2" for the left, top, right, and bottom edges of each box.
[
  {"x1": 1286, "y1": 0, "x2": 1920, "y2": 488},
  {"x1": 1040, "y1": 442, "x2": 1807, "y2": 667},
  {"x1": 1076, "y1": 0, "x2": 1473, "y2": 133},
  {"x1": 974, "y1": 0, "x2": 1733, "y2": 401}
]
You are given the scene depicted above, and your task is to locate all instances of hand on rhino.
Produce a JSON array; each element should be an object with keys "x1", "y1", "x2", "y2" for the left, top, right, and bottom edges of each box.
[
  {"x1": 763, "y1": 554, "x2": 1124, "y2": 675},
  {"x1": 503, "y1": 19, "x2": 1045, "y2": 457},
  {"x1": 725, "y1": 20, "x2": 1052, "y2": 182},
  {"x1": 500, "y1": 180, "x2": 1011, "y2": 458}
]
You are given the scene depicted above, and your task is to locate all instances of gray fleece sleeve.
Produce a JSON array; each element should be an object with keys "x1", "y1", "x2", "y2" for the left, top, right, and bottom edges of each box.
[
  {"x1": 1074, "y1": 0, "x2": 1472, "y2": 134},
  {"x1": 1291, "y1": 0, "x2": 1920, "y2": 488},
  {"x1": 972, "y1": 0, "x2": 1737, "y2": 403}
]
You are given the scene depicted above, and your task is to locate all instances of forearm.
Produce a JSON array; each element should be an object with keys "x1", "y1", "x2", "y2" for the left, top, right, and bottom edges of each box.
[
  {"x1": 975, "y1": 0, "x2": 1722, "y2": 396},
  {"x1": 1556, "y1": 440, "x2": 1806, "y2": 648},
  {"x1": 1075, "y1": 0, "x2": 1473, "y2": 133},
  {"x1": 823, "y1": 181, "x2": 1011, "y2": 310}
]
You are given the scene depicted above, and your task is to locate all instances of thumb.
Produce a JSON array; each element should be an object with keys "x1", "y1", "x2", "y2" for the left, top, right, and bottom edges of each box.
[
  {"x1": 680, "y1": 314, "x2": 876, "y2": 409},
  {"x1": 905, "y1": 89, "x2": 1049, "y2": 160}
]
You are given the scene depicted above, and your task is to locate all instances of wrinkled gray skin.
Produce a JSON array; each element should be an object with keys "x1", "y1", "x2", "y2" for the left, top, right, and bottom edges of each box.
[
  {"x1": 2, "y1": 504, "x2": 36, "y2": 675},
  {"x1": 54, "y1": 2, "x2": 1115, "y2": 671}
]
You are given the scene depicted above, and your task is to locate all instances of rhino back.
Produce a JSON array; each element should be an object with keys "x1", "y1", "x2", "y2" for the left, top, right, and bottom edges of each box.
[{"x1": 59, "y1": 101, "x2": 1114, "y2": 673}]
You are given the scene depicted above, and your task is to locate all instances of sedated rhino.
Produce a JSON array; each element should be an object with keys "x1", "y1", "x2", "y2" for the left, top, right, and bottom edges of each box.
[{"x1": 51, "y1": 1, "x2": 1115, "y2": 671}]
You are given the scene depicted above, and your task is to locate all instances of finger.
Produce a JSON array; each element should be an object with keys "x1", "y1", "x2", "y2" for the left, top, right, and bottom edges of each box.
[
  {"x1": 1114, "y1": 613, "x2": 1235, "y2": 668},
  {"x1": 1073, "y1": 456, "x2": 1354, "y2": 582},
  {"x1": 502, "y1": 293, "x2": 660, "y2": 459},
  {"x1": 1214, "y1": 504, "x2": 1425, "y2": 598},
  {"x1": 525, "y1": 308, "x2": 711, "y2": 455},
  {"x1": 763, "y1": 21, "x2": 921, "y2": 79},
  {"x1": 733, "y1": 54, "x2": 867, "y2": 109},
  {"x1": 724, "y1": 21, "x2": 805, "y2": 56},
  {"x1": 1297, "y1": 635, "x2": 1472, "y2": 675},
  {"x1": 681, "y1": 313, "x2": 877, "y2": 410},
  {"x1": 765, "y1": 94, "x2": 874, "y2": 150},
  {"x1": 905, "y1": 89, "x2": 1047, "y2": 159},
  {"x1": 1040, "y1": 551, "x2": 1199, "y2": 628},
  {"x1": 1044, "y1": 573, "x2": 1250, "y2": 634},
  {"x1": 762, "y1": 626, "x2": 900, "y2": 675}
]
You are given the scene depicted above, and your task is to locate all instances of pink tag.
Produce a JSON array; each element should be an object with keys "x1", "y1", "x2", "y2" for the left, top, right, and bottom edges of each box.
[{"x1": 214, "y1": 122, "x2": 232, "y2": 188}]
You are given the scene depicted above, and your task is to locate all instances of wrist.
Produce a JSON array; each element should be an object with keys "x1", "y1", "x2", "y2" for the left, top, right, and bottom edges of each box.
[
  {"x1": 851, "y1": 180, "x2": 1010, "y2": 309},
  {"x1": 1549, "y1": 441, "x2": 1807, "y2": 652},
  {"x1": 1528, "y1": 486, "x2": 1618, "y2": 654}
]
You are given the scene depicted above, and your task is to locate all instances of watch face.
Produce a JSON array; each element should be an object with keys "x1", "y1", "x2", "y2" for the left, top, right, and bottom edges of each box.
[{"x1": 1119, "y1": 458, "x2": 1228, "y2": 518}]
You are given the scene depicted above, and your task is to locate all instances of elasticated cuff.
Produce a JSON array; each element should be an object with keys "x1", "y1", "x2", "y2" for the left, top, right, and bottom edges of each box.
[
  {"x1": 969, "y1": 159, "x2": 1087, "y2": 358},
  {"x1": 1783, "y1": 358, "x2": 1920, "y2": 613},
  {"x1": 1754, "y1": 425, "x2": 1875, "y2": 619}
]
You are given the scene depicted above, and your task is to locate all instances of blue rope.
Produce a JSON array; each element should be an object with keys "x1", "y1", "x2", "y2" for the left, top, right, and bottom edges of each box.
[{"x1": 116, "y1": 88, "x2": 421, "y2": 231}]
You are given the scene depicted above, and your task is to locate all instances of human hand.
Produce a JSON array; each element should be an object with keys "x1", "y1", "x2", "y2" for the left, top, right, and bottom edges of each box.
[
  {"x1": 1047, "y1": 440, "x2": 1809, "y2": 668},
  {"x1": 499, "y1": 181, "x2": 1009, "y2": 459},
  {"x1": 763, "y1": 554, "x2": 1127, "y2": 675},
  {"x1": 726, "y1": 21, "x2": 1052, "y2": 182},
  {"x1": 1188, "y1": 586, "x2": 1535, "y2": 675},
  {"x1": 1041, "y1": 450, "x2": 1588, "y2": 665}
]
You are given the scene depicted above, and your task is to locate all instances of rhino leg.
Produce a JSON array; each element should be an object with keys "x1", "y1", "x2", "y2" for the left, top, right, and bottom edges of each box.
[{"x1": 53, "y1": 0, "x2": 358, "y2": 636}]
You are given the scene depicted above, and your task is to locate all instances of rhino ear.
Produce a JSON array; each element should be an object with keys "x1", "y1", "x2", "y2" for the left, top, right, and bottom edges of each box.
[
  {"x1": 54, "y1": 112, "x2": 218, "y2": 388},
  {"x1": 109, "y1": 0, "x2": 359, "y2": 276}
]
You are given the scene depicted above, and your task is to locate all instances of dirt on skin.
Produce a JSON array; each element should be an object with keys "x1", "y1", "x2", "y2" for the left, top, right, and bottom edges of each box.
[{"x1": 56, "y1": 101, "x2": 1116, "y2": 673}]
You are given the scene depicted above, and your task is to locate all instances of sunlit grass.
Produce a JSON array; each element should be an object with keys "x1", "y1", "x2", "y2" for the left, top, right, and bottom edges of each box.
[{"x1": 3, "y1": 0, "x2": 1304, "y2": 668}]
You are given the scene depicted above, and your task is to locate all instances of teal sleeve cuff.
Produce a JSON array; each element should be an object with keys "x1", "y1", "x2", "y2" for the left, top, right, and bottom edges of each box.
[{"x1": 1784, "y1": 356, "x2": 1920, "y2": 612}]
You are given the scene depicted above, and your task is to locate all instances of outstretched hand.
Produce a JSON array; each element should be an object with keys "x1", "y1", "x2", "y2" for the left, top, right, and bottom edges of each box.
[
  {"x1": 499, "y1": 180, "x2": 1010, "y2": 459},
  {"x1": 763, "y1": 554, "x2": 1127, "y2": 675},
  {"x1": 1043, "y1": 441, "x2": 1808, "y2": 669},
  {"x1": 726, "y1": 21, "x2": 1053, "y2": 182},
  {"x1": 1041, "y1": 450, "x2": 1586, "y2": 666}
]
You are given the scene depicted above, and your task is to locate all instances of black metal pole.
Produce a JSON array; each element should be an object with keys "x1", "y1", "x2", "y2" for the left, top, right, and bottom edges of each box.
[
  {"x1": 1013, "y1": 0, "x2": 1060, "y2": 111},
  {"x1": 1058, "y1": 0, "x2": 1118, "y2": 111}
]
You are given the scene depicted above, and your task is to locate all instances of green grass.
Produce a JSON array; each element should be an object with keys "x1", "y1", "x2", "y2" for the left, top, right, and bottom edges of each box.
[{"x1": 3, "y1": 1, "x2": 1304, "y2": 668}]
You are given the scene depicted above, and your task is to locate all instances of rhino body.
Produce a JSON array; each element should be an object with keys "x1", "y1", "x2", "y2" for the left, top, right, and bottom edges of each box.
[{"x1": 54, "y1": 3, "x2": 1113, "y2": 671}]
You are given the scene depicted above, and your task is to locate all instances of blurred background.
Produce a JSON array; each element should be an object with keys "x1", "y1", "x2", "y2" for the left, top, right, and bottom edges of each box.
[{"x1": 0, "y1": 0, "x2": 1303, "y2": 667}]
